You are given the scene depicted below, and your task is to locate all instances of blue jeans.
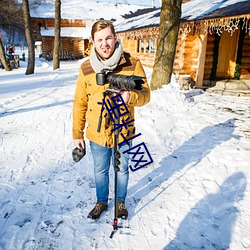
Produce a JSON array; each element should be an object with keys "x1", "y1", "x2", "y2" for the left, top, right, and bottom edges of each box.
[{"x1": 90, "y1": 141, "x2": 131, "y2": 205}]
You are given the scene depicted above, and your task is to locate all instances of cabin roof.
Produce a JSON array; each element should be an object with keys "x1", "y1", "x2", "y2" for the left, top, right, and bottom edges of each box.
[
  {"x1": 40, "y1": 27, "x2": 91, "y2": 39},
  {"x1": 30, "y1": 0, "x2": 151, "y2": 20},
  {"x1": 115, "y1": 0, "x2": 250, "y2": 32},
  {"x1": 182, "y1": 0, "x2": 250, "y2": 21},
  {"x1": 115, "y1": 8, "x2": 160, "y2": 33}
]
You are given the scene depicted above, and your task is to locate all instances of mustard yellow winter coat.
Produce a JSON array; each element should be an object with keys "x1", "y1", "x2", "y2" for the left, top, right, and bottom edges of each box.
[{"x1": 72, "y1": 52, "x2": 150, "y2": 148}]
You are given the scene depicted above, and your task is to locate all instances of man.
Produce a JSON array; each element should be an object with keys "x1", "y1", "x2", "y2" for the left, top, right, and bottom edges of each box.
[{"x1": 72, "y1": 20, "x2": 150, "y2": 220}]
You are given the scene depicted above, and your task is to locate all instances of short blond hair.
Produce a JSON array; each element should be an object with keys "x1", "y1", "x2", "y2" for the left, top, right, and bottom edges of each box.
[{"x1": 91, "y1": 20, "x2": 116, "y2": 40}]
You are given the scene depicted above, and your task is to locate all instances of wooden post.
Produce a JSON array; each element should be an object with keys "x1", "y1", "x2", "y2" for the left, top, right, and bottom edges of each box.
[{"x1": 195, "y1": 32, "x2": 207, "y2": 88}]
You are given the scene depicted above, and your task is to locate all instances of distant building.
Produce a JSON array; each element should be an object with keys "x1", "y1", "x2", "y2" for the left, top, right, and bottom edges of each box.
[
  {"x1": 31, "y1": 17, "x2": 92, "y2": 60},
  {"x1": 30, "y1": 1, "x2": 151, "y2": 60}
]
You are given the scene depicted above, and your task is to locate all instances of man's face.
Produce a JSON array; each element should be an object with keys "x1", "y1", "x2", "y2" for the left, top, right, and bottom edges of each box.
[{"x1": 93, "y1": 27, "x2": 117, "y2": 60}]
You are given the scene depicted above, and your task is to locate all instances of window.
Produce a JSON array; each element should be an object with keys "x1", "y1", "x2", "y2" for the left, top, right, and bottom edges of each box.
[{"x1": 137, "y1": 38, "x2": 156, "y2": 54}]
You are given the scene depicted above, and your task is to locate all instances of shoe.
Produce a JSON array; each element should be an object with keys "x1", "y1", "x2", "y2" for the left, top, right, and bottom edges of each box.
[
  {"x1": 87, "y1": 202, "x2": 108, "y2": 220},
  {"x1": 117, "y1": 202, "x2": 128, "y2": 219}
]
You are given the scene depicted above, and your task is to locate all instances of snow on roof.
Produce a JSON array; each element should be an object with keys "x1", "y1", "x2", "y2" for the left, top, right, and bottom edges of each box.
[
  {"x1": 114, "y1": 0, "x2": 250, "y2": 32},
  {"x1": 114, "y1": 8, "x2": 160, "y2": 32},
  {"x1": 40, "y1": 27, "x2": 91, "y2": 39},
  {"x1": 182, "y1": 0, "x2": 250, "y2": 21},
  {"x1": 30, "y1": 0, "x2": 151, "y2": 20}
]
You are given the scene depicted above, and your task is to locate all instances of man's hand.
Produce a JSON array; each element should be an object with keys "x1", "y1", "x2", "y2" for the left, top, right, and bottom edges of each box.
[
  {"x1": 119, "y1": 90, "x2": 130, "y2": 103},
  {"x1": 72, "y1": 139, "x2": 86, "y2": 162},
  {"x1": 74, "y1": 139, "x2": 85, "y2": 149}
]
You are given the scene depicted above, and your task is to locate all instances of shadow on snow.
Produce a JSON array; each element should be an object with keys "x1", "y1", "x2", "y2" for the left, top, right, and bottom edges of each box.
[
  {"x1": 127, "y1": 118, "x2": 243, "y2": 248},
  {"x1": 128, "y1": 118, "x2": 239, "y2": 213},
  {"x1": 164, "y1": 172, "x2": 247, "y2": 249},
  {"x1": 0, "y1": 100, "x2": 73, "y2": 117}
]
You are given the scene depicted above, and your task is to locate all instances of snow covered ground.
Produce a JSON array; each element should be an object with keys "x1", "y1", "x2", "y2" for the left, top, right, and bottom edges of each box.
[{"x1": 0, "y1": 50, "x2": 250, "y2": 250}]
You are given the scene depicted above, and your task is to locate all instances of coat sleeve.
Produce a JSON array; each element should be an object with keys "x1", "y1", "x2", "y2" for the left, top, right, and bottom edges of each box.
[
  {"x1": 72, "y1": 68, "x2": 88, "y2": 140},
  {"x1": 128, "y1": 59, "x2": 150, "y2": 107}
]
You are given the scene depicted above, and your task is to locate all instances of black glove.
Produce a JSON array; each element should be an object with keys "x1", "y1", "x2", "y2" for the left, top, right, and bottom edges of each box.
[{"x1": 72, "y1": 146, "x2": 86, "y2": 162}]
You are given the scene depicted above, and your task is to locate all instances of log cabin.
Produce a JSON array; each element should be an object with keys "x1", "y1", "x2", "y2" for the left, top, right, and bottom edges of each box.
[
  {"x1": 30, "y1": 1, "x2": 152, "y2": 61},
  {"x1": 31, "y1": 18, "x2": 92, "y2": 60},
  {"x1": 115, "y1": 0, "x2": 250, "y2": 93}
]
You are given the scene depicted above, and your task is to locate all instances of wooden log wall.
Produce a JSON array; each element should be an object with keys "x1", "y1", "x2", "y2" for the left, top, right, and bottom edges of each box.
[
  {"x1": 120, "y1": 31, "x2": 200, "y2": 77},
  {"x1": 134, "y1": 53, "x2": 156, "y2": 68},
  {"x1": 173, "y1": 34, "x2": 199, "y2": 80},
  {"x1": 183, "y1": 35, "x2": 198, "y2": 79},
  {"x1": 173, "y1": 34, "x2": 185, "y2": 75},
  {"x1": 41, "y1": 37, "x2": 53, "y2": 58},
  {"x1": 120, "y1": 38, "x2": 156, "y2": 68},
  {"x1": 203, "y1": 34, "x2": 215, "y2": 82},
  {"x1": 61, "y1": 38, "x2": 74, "y2": 52},
  {"x1": 240, "y1": 35, "x2": 250, "y2": 79},
  {"x1": 41, "y1": 37, "x2": 86, "y2": 58},
  {"x1": 120, "y1": 39, "x2": 137, "y2": 54},
  {"x1": 72, "y1": 38, "x2": 87, "y2": 56},
  {"x1": 32, "y1": 18, "x2": 86, "y2": 29}
]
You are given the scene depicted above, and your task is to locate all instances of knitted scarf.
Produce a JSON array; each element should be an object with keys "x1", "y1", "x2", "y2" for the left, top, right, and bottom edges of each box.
[{"x1": 89, "y1": 41, "x2": 123, "y2": 73}]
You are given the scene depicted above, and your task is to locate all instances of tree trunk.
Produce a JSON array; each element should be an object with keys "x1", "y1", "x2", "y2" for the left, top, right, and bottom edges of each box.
[
  {"x1": 151, "y1": 0, "x2": 182, "y2": 90},
  {"x1": 0, "y1": 37, "x2": 11, "y2": 71},
  {"x1": 22, "y1": 0, "x2": 35, "y2": 75},
  {"x1": 53, "y1": 0, "x2": 61, "y2": 70}
]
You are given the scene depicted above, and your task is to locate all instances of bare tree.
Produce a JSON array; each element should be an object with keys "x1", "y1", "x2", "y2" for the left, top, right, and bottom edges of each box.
[
  {"x1": 151, "y1": 0, "x2": 182, "y2": 90},
  {"x1": 29, "y1": 0, "x2": 47, "y2": 8},
  {"x1": 0, "y1": 0, "x2": 23, "y2": 71},
  {"x1": 0, "y1": 37, "x2": 11, "y2": 71},
  {"x1": 53, "y1": 0, "x2": 61, "y2": 70},
  {"x1": 0, "y1": 0, "x2": 24, "y2": 38},
  {"x1": 22, "y1": 0, "x2": 35, "y2": 75}
]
